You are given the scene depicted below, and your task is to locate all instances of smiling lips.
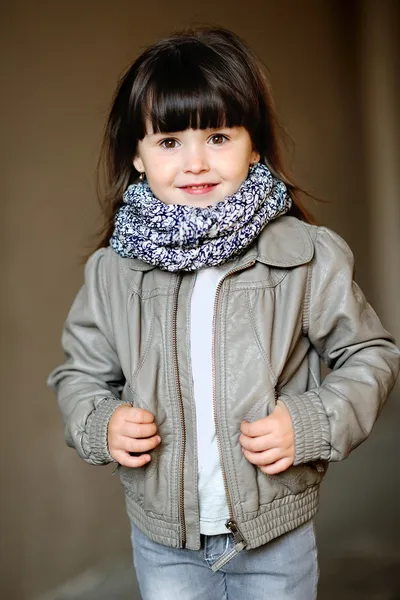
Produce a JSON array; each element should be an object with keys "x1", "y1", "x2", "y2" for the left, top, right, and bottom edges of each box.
[{"x1": 179, "y1": 183, "x2": 219, "y2": 195}]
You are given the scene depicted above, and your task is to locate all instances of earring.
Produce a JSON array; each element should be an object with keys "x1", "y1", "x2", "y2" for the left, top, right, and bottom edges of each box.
[{"x1": 138, "y1": 172, "x2": 145, "y2": 181}]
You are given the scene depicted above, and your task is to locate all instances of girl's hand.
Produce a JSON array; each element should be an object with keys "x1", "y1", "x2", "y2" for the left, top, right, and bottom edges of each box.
[
  {"x1": 239, "y1": 401, "x2": 295, "y2": 475},
  {"x1": 108, "y1": 405, "x2": 161, "y2": 468}
]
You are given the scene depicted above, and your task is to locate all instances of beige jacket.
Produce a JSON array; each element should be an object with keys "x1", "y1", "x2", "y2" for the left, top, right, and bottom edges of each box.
[{"x1": 48, "y1": 216, "x2": 400, "y2": 552}]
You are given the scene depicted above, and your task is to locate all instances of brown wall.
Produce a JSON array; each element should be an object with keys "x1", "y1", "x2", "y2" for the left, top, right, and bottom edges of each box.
[{"x1": 1, "y1": 1, "x2": 398, "y2": 598}]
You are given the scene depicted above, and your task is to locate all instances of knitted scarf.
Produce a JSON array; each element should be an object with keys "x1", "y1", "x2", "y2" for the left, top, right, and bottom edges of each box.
[{"x1": 110, "y1": 163, "x2": 291, "y2": 272}]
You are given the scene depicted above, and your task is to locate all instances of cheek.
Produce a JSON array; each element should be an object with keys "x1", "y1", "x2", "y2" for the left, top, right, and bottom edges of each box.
[
  {"x1": 220, "y1": 145, "x2": 252, "y2": 176},
  {"x1": 146, "y1": 160, "x2": 174, "y2": 183},
  {"x1": 225, "y1": 158, "x2": 250, "y2": 184},
  {"x1": 219, "y1": 155, "x2": 251, "y2": 194},
  {"x1": 145, "y1": 165, "x2": 178, "y2": 200}
]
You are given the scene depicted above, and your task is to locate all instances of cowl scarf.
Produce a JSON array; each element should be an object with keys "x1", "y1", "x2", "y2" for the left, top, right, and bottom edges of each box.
[{"x1": 110, "y1": 163, "x2": 291, "y2": 272}]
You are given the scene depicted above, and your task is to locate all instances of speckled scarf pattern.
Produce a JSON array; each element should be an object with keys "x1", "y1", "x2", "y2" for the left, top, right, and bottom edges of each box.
[{"x1": 110, "y1": 163, "x2": 291, "y2": 272}]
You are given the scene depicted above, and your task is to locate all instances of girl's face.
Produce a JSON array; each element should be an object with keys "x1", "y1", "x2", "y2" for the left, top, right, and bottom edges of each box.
[{"x1": 133, "y1": 125, "x2": 260, "y2": 207}]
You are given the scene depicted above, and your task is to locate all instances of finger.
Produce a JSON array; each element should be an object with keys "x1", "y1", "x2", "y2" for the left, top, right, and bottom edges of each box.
[
  {"x1": 125, "y1": 408, "x2": 155, "y2": 424},
  {"x1": 112, "y1": 450, "x2": 152, "y2": 468},
  {"x1": 241, "y1": 447, "x2": 282, "y2": 466},
  {"x1": 123, "y1": 435, "x2": 161, "y2": 454},
  {"x1": 259, "y1": 457, "x2": 294, "y2": 475},
  {"x1": 239, "y1": 433, "x2": 274, "y2": 452},
  {"x1": 121, "y1": 422, "x2": 158, "y2": 439},
  {"x1": 240, "y1": 417, "x2": 273, "y2": 437}
]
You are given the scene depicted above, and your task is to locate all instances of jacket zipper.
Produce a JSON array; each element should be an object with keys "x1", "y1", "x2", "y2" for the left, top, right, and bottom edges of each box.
[
  {"x1": 212, "y1": 260, "x2": 256, "y2": 544},
  {"x1": 172, "y1": 274, "x2": 187, "y2": 547}
]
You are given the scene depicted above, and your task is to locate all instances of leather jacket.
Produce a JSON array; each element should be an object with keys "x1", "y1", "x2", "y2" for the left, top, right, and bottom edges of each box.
[{"x1": 48, "y1": 217, "x2": 400, "y2": 552}]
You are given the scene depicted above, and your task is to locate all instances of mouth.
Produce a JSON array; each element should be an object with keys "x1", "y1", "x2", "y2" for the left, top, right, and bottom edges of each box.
[{"x1": 178, "y1": 183, "x2": 219, "y2": 195}]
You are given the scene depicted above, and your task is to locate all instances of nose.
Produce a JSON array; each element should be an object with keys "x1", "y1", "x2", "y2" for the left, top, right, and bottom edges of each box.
[{"x1": 182, "y1": 144, "x2": 210, "y2": 174}]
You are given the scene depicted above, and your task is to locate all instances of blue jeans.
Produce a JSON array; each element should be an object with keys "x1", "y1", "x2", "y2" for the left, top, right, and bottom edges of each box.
[{"x1": 131, "y1": 520, "x2": 319, "y2": 599}]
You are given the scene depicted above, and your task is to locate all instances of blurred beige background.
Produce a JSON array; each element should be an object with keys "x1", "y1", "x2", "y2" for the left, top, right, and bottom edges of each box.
[{"x1": 1, "y1": 1, "x2": 399, "y2": 599}]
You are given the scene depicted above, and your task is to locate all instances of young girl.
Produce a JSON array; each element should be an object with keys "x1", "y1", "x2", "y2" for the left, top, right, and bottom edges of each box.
[{"x1": 48, "y1": 27, "x2": 399, "y2": 599}]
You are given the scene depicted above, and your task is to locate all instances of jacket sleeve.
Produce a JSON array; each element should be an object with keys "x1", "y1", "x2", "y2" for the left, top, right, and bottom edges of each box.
[
  {"x1": 47, "y1": 248, "x2": 127, "y2": 465},
  {"x1": 280, "y1": 226, "x2": 400, "y2": 464}
]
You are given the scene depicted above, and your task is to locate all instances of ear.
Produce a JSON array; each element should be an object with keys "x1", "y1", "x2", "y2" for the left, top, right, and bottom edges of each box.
[
  {"x1": 251, "y1": 150, "x2": 260, "y2": 165},
  {"x1": 133, "y1": 155, "x2": 144, "y2": 173}
]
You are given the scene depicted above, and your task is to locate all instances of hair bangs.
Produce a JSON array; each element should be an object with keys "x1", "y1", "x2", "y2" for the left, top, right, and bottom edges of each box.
[{"x1": 139, "y1": 51, "x2": 250, "y2": 136}]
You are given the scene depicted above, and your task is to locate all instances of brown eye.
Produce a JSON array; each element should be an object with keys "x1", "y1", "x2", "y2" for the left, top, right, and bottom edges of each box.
[
  {"x1": 210, "y1": 134, "x2": 228, "y2": 145},
  {"x1": 161, "y1": 138, "x2": 179, "y2": 149}
]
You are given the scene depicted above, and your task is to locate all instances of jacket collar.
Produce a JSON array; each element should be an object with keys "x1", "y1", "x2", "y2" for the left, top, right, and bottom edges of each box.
[
  {"x1": 126, "y1": 216, "x2": 314, "y2": 272},
  {"x1": 126, "y1": 257, "x2": 156, "y2": 271},
  {"x1": 251, "y1": 216, "x2": 314, "y2": 267}
]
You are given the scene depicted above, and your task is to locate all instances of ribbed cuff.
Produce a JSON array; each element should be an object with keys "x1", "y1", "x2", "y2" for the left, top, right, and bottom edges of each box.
[
  {"x1": 86, "y1": 398, "x2": 127, "y2": 464},
  {"x1": 278, "y1": 391, "x2": 331, "y2": 464}
]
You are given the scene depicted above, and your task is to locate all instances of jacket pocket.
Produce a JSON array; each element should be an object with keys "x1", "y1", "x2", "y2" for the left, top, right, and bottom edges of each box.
[
  {"x1": 119, "y1": 464, "x2": 146, "y2": 507},
  {"x1": 118, "y1": 445, "x2": 162, "y2": 507},
  {"x1": 260, "y1": 461, "x2": 324, "y2": 499},
  {"x1": 248, "y1": 389, "x2": 325, "y2": 502},
  {"x1": 118, "y1": 443, "x2": 174, "y2": 519}
]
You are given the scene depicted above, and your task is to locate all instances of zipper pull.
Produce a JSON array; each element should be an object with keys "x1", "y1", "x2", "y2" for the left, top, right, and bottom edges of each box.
[
  {"x1": 211, "y1": 519, "x2": 247, "y2": 572},
  {"x1": 210, "y1": 518, "x2": 248, "y2": 572},
  {"x1": 225, "y1": 519, "x2": 247, "y2": 546}
]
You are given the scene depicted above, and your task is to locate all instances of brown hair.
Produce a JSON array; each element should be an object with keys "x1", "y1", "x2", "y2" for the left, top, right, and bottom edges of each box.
[{"x1": 95, "y1": 27, "x2": 314, "y2": 252}]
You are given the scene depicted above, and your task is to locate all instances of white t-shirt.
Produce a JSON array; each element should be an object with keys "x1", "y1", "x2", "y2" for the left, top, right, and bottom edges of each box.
[{"x1": 190, "y1": 263, "x2": 233, "y2": 535}]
